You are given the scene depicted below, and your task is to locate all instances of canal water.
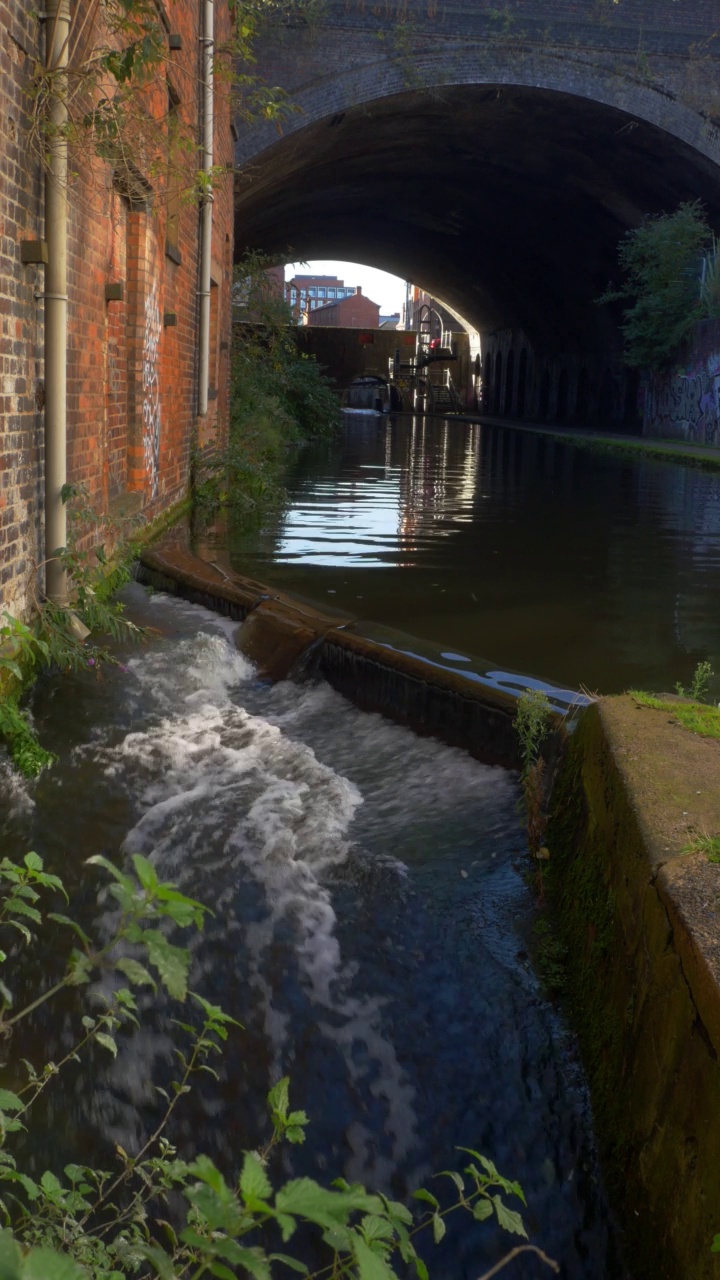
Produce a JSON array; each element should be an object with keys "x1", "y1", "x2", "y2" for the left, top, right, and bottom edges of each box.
[
  {"x1": 0, "y1": 588, "x2": 626, "y2": 1279},
  {"x1": 217, "y1": 415, "x2": 720, "y2": 696}
]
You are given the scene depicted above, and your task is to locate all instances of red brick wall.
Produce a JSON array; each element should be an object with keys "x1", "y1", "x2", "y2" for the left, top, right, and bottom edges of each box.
[
  {"x1": 307, "y1": 293, "x2": 381, "y2": 328},
  {"x1": 0, "y1": 0, "x2": 234, "y2": 619},
  {"x1": 0, "y1": 4, "x2": 44, "y2": 616}
]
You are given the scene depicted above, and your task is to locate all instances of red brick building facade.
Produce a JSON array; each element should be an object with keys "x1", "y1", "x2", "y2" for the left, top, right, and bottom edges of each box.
[
  {"x1": 0, "y1": 0, "x2": 234, "y2": 619},
  {"x1": 305, "y1": 288, "x2": 380, "y2": 329}
]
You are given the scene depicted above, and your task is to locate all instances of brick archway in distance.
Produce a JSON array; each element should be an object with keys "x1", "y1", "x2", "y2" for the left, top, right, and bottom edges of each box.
[{"x1": 233, "y1": 21, "x2": 720, "y2": 359}]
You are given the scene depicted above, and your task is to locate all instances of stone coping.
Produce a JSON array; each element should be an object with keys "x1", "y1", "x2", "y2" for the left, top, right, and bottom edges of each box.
[{"x1": 599, "y1": 695, "x2": 720, "y2": 1060}]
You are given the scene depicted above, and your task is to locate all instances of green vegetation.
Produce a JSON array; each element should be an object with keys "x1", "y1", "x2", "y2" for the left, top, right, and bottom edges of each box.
[
  {"x1": 681, "y1": 834, "x2": 720, "y2": 863},
  {"x1": 628, "y1": 692, "x2": 720, "y2": 741},
  {"x1": 0, "y1": 487, "x2": 145, "y2": 777},
  {"x1": 196, "y1": 253, "x2": 341, "y2": 517},
  {"x1": 0, "y1": 852, "x2": 558, "y2": 1280},
  {"x1": 675, "y1": 659, "x2": 714, "y2": 702},
  {"x1": 598, "y1": 201, "x2": 720, "y2": 369},
  {"x1": 514, "y1": 690, "x2": 553, "y2": 861}
]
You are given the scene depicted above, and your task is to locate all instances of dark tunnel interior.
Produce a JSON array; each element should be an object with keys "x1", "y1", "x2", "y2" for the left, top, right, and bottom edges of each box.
[{"x1": 234, "y1": 84, "x2": 720, "y2": 355}]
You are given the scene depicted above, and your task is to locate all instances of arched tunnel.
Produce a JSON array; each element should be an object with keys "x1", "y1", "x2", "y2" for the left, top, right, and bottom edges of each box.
[{"x1": 233, "y1": 80, "x2": 720, "y2": 423}]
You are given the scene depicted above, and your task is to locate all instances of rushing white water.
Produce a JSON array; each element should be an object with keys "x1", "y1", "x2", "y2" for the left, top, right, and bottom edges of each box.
[{"x1": 0, "y1": 590, "x2": 625, "y2": 1276}]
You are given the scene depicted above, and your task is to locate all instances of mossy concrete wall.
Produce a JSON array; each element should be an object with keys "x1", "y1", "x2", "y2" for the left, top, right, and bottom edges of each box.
[{"x1": 548, "y1": 697, "x2": 720, "y2": 1278}]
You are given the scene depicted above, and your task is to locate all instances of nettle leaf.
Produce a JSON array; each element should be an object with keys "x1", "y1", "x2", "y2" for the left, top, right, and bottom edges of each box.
[
  {"x1": 268, "y1": 1076, "x2": 289, "y2": 1119},
  {"x1": 115, "y1": 956, "x2": 156, "y2": 989},
  {"x1": 131, "y1": 854, "x2": 157, "y2": 892},
  {"x1": 412, "y1": 1188, "x2": 438, "y2": 1210},
  {"x1": 6, "y1": 901, "x2": 41, "y2": 925},
  {"x1": 0, "y1": 1092, "x2": 23, "y2": 1114},
  {"x1": 240, "y1": 1152, "x2": 272, "y2": 1204},
  {"x1": 96, "y1": 1033, "x2": 118, "y2": 1058},
  {"x1": 361, "y1": 1214, "x2": 395, "y2": 1244},
  {"x1": 0, "y1": 1228, "x2": 22, "y2": 1280},
  {"x1": 141, "y1": 931, "x2": 189, "y2": 1000},
  {"x1": 472, "y1": 1199, "x2": 493, "y2": 1222},
  {"x1": 275, "y1": 1179, "x2": 382, "y2": 1231},
  {"x1": 134, "y1": 1243, "x2": 176, "y2": 1280},
  {"x1": 66, "y1": 950, "x2": 93, "y2": 986},
  {"x1": 492, "y1": 1196, "x2": 527, "y2": 1239},
  {"x1": 22, "y1": 853, "x2": 42, "y2": 873},
  {"x1": 20, "y1": 1247, "x2": 85, "y2": 1280},
  {"x1": 352, "y1": 1234, "x2": 397, "y2": 1280},
  {"x1": 431, "y1": 1213, "x2": 445, "y2": 1244},
  {"x1": 155, "y1": 885, "x2": 207, "y2": 929},
  {"x1": 40, "y1": 1171, "x2": 62, "y2": 1199}
]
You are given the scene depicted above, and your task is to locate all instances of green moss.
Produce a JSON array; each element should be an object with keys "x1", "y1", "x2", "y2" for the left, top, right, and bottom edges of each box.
[{"x1": 628, "y1": 690, "x2": 720, "y2": 740}]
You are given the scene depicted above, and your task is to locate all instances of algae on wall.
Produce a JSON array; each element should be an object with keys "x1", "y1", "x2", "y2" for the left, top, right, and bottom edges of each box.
[{"x1": 547, "y1": 700, "x2": 720, "y2": 1280}]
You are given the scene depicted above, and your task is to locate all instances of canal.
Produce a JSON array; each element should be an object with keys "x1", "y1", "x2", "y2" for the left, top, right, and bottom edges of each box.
[
  {"x1": 6, "y1": 416, "x2": 715, "y2": 1279},
  {"x1": 217, "y1": 415, "x2": 720, "y2": 696}
]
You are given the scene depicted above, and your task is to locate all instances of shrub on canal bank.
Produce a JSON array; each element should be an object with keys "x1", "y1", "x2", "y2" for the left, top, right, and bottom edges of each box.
[
  {"x1": 195, "y1": 254, "x2": 341, "y2": 517},
  {"x1": 0, "y1": 852, "x2": 558, "y2": 1280},
  {"x1": 599, "y1": 200, "x2": 720, "y2": 369}
]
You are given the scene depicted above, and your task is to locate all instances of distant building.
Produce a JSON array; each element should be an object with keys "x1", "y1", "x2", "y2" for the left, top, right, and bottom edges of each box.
[
  {"x1": 402, "y1": 285, "x2": 458, "y2": 339},
  {"x1": 305, "y1": 288, "x2": 381, "y2": 328},
  {"x1": 379, "y1": 313, "x2": 400, "y2": 329},
  {"x1": 285, "y1": 274, "x2": 359, "y2": 322}
]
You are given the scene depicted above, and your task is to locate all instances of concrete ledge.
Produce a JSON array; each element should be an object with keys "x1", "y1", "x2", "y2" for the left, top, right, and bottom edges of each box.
[{"x1": 548, "y1": 697, "x2": 720, "y2": 1278}]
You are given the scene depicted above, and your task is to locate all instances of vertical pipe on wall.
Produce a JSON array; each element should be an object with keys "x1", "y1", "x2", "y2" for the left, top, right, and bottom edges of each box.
[
  {"x1": 197, "y1": 0, "x2": 214, "y2": 417},
  {"x1": 44, "y1": 0, "x2": 70, "y2": 604}
]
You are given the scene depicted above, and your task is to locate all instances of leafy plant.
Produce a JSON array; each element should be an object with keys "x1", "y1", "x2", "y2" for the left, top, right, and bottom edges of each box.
[
  {"x1": 0, "y1": 486, "x2": 148, "y2": 777},
  {"x1": 0, "y1": 700, "x2": 56, "y2": 779},
  {"x1": 681, "y1": 833, "x2": 720, "y2": 863},
  {"x1": 598, "y1": 200, "x2": 720, "y2": 369},
  {"x1": 195, "y1": 252, "x2": 341, "y2": 518},
  {"x1": 674, "y1": 659, "x2": 715, "y2": 703},
  {"x1": 0, "y1": 852, "x2": 558, "y2": 1280}
]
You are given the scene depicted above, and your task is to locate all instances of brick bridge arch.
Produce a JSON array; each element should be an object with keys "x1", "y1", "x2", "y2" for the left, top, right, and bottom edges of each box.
[{"x1": 233, "y1": 2, "x2": 720, "y2": 423}]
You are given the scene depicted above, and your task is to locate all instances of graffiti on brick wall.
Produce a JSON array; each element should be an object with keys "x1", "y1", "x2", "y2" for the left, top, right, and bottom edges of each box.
[
  {"x1": 142, "y1": 282, "x2": 162, "y2": 498},
  {"x1": 643, "y1": 353, "x2": 720, "y2": 446}
]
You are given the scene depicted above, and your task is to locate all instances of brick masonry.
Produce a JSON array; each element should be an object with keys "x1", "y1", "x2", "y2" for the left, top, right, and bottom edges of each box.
[
  {"x1": 241, "y1": 0, "x2": 720, "y2": 169},
  {"x1": 0, "y1": 1, "x2": 234, "y2": 620}
]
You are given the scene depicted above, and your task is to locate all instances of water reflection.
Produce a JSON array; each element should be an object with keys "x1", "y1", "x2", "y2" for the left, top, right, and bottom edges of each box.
[{"x1": 218, "y1": 417, "x2": 720, "y2": 693}]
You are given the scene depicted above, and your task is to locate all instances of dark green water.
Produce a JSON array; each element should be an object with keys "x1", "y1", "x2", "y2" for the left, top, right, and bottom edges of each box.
[{"x1": 215, "y1": 415, "x2": 720, "y2": 696}]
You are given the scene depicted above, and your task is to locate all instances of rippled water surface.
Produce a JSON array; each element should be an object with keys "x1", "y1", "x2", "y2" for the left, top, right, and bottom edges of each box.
[
  {"x1": 217, "y1": 416, "x2": 720, "y2": 693},
  {"x1": 0, "y1": 589, "x2": 625, "y2": 1279}
]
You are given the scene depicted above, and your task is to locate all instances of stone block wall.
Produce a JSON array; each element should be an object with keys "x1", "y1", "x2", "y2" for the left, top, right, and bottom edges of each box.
[
  {"x1": 0, "y1": 0, "x2": 234, "y2": 620},
  {"x1": 641, "y1": 320, "x2": 720, "y2": 447}
]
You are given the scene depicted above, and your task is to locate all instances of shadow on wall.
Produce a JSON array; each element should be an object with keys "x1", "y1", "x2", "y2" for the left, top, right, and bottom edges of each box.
[{"x1": 480, "y1": 328, "x2": 642, "y2": 432}]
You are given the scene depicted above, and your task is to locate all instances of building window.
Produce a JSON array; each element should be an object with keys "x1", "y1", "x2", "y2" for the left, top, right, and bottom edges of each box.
[
  {"x1": 309, "y1": 287, "x2": 317, "y2": 296},
  {"x1": 328, "y1": 289, "x2": 336, "y2": 298},
  {"x1": 318, "y1": 287, "x2": 326, "y2": 298}
]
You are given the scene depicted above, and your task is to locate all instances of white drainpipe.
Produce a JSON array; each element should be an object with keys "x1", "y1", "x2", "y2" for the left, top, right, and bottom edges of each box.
[
  {"x1": 44, "y1": 0, "x2": 70, "y2": 605},
  {"x1": 198, "y1": 0, "x2": 214, "y2": 417}
]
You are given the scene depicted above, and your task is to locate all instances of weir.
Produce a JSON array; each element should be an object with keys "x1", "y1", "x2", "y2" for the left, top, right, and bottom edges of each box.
[{"x1": 132, "y1": 411, "x2": 720, "y2": 1278}]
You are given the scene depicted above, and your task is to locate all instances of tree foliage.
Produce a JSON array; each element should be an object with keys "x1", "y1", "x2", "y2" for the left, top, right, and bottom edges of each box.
[{"x1": 599, "y1": 201, "x2": 720, "y2": 369}]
